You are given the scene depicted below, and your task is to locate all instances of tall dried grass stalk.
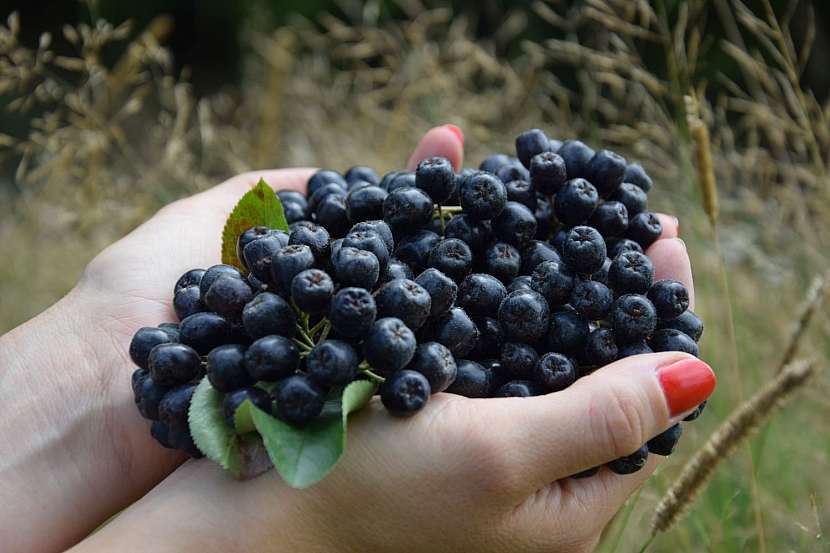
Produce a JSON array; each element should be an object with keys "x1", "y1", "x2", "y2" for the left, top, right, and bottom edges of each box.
[
  {"x1": 650, "y1": 359, "x2": 818, "y2": 536},
  {"x1": 778, "y1": 271, "x2": 829, "y2": 372},
  {"x1": 684, "y1": 94, "x2": 719, "y2": 226}
]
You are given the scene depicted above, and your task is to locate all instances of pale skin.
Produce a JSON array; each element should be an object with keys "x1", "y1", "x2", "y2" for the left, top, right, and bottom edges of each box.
[{"x1": 0, "y1": 126, "x2": 705, "y2": 553}]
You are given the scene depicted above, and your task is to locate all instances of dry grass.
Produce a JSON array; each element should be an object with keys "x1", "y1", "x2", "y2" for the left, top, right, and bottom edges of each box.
[{"x1": 1, "y1": 1, "x2": 829, "y2": 551}]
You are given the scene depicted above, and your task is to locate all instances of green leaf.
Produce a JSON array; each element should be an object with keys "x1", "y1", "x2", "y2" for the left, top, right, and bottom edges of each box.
[
  {"x1": 233, "y1": 398, "x2": 257, "y2": 435},
  {"x1": 188, "y1": 377, "x2": 242, "y2": 477},
  {"x1": 251, "y1": 379, "x2": 377, "y2": 488},
  {"x1": 220, "y1": 178, "x2": 288, "y2": 270}
]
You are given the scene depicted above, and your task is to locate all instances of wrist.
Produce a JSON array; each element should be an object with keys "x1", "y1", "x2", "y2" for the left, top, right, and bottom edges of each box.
[{"x1": 0, "y1": 284, "x2": 182, "y2": 552}]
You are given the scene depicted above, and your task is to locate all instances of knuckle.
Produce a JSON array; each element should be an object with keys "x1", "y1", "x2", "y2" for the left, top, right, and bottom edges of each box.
[{"x1": 591, "y1": 385, "x2": 647, "y2": 458}]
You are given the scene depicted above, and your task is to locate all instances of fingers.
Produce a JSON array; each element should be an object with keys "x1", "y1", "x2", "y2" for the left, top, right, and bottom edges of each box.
[
  {"x1": 655, "y1": 213, "x2": 679, "y2": 239},
  {"x1": 646, "y1": 238, "x2": 695, "y2": 310},
  {"x1": 186, "y1": 168, "x2": 318, "y2": 211},
  {"x1": 495, "y1": 352, "x2": 714, "y2": 492},
  {"x1": 406, "y1": 124, "x2": 465, "y2": 172},
  {"x1": 554, "y1": 456, "x2": 660, "y2": 530}
]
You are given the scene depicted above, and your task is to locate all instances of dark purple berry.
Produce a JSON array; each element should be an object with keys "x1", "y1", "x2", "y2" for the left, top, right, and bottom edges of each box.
[
  {"x1": 612, "y1": 294, "x2": 658, "y2": 344},
  {"x1": 589, "y1": 201, "x2": 629, "y2": 238},
  {"x1": 245, "y1": 335, "x2": 300, "y2": 381},
  {"x1": 627, "y1": 212, "x2": 662, "y2": 249},
  {"x1": 433, "y1": 307, "x2": 479, "y2": 357},
  {"x1": 273, "y1": 375, "x2": 325, "y2": 426},
  {"x1": 289, "y1": 222, "x2": 331, "y2": 263},
  {"x1": 529, "y1": 151, "x2": 567, "y2": 195},
  {"x1": 329, "y1": 287, "x2": 377, "y2": 339},
  {"x1": 648, "y1": 424, "x2": 683, "y2": 456},
  {"x1": 535, "y1": 352, "x2": 576, "y2": 392},
  {"x1": 130, "y1": 327, "x2": 173, "y2": 370},
  {"x1": 458, "y1": 273, "x2": 507, "y2": 319},
  {"x1": 333, "y1": 246, "x2": 379, "y2": 290},
  {"x1": 493, "y1": 201, "x2": 537, "y2": 248},
  {"x1": 415, "y1": 268, "x2": 457, "y2": 318},
  {"x1": 291, "y1": 269, "x2": 334, "y2": 314},
  {"x1": 206, "y1": 344, "x2": 254, "y2": 392},
  {"x1": 623, "y1": 162, "x2": 653, "y2": 193},
  {"x1": 406, "y1": 341, "x2": 457, "y2": 393},
  {"x1": 584, "y1": 328, "x2": 618, "y2": 366},
  {"x1": 558, "y1": 140, "x2": 595, "y2": 178},
  {"x1": 570, "y1": 280, "x2": 614, "y2": 320},
  {"x1": 648, "y1": 280, "x2": 690, "y2": 319},
  {"x1": 446, "y1": 359, "x2": 492, "y2": 398},
  {"x1": 563, "y1": 226, "x2": 607, "y2": 275},
  {"x1": 586, "y1": 149, "x2": 626, "y2": 197},
  {"x1": 241, "y1": 292, "x2": 297, "y2": 340},
  {"x1": 608, "y1": 251, "x2": 654, "y2": 295},
  {"x1": 148, "y1": 343, "x2": 202, "y2": 386},
  {"x1": 459, "y1": 171, "x2": 507, "y2": 220},
  {"x1": 375, "y1": 278, "x2": 432, "y2": 331},
  {"x1": 650, "y1": 329, "x2": 699, "y2": 356},
  {"x1": 364, "y1": 317, "x2": 417, "y2": 374},
  {"x1": 554, "y1": 178, "x2": 599, "y2": 226},
  {"x1": 428, "y1": 238, "x2": 473, "y2": 283},
  {"x1": 306, "y1": 339, "x2": 359, "y2": 386},
  {"x1": 483, "y1": 242, "x2": 521, "y2": 284},
  {"x1": 498, "y1": 289, "x2": 550, "y2": 343},
  {"x1": 547, "y1": 310, "x2": 589, "y2": 355},
  {"x1": 530, "y1": 260, "x2": 574, "y2": 307},
  {"x1": 607, "y1": 444, "x2": 649, "y2": 475},
  {"x1": 179, "y1": 312, "x2": 233, "y2": 355},
  {"x1": 381, "y1": 370, "x2": 430, "y2": 417}
]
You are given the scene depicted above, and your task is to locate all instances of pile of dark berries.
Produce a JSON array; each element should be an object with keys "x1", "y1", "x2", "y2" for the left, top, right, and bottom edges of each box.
[{"x1": 130, "y1": 128, "x2": 706, "y2": 476}]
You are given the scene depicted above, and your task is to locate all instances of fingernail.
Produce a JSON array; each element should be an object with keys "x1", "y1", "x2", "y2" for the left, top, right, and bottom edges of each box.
[
  {"x1": 443, "y1": 124, "x2": 464, "y2": 146},
  {"x1": 674, "y1": 216, "x2": 681, "y2": 236},
  {"x1": 657, "y1": 358, "x2": 716, "y2": 417}
]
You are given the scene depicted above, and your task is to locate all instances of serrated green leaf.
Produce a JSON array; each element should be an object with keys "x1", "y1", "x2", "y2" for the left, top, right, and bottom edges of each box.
[
  {"x1": 221, "y1": 178, "x2": 288, "y2": 271},
  {"x1": 233, "y1": 398, "x2": 256, "y2": 435},
  {"x1": 188, "y1": 377, "x2": 242, "y2": 477},
  {"x1": 251, "y1": 379, "x2": 377, "y2": 489}
]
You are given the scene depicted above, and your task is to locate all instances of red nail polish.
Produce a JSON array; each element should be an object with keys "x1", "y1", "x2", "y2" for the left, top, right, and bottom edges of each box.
[
  {"x1": 443, "y1": 124, "x2": 464, "y2": 146},
  {"x1": 657, "y1": 358, "x2": 716, "y2": 416}
]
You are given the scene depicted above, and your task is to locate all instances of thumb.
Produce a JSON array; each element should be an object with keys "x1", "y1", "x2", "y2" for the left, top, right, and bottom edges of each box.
[
  {"x1": 406, "y1": 124, "x2": 465, "y2": 172},
  {"x1": 497, "y1": 352, "x2": 715, "y2": 492}
]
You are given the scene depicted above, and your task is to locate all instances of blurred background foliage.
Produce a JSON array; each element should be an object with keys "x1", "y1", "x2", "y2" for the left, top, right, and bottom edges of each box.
[{"x1": 0, "y1": 1, "x2": 829, "y2": 552}]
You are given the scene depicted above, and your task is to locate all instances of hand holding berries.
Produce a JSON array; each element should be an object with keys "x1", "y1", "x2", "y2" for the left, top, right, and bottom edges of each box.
[
  {"x1": 6, "y1": 127, "x2": 717, "y2": 553},
  {"x1": 123, "y1": 129, "x2": 709, "y2": 489}
]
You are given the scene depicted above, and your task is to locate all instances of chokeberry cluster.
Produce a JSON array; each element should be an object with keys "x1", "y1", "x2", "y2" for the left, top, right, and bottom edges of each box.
[{"x1": 130, "y1": 128, "x2": 706, "y2": 478}]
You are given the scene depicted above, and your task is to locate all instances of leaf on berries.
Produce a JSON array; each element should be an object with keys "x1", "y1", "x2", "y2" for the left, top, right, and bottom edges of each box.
[
  {"x1": 251, "y1": 379, "x2": 377, "y2": 489},
  {"x1": 233, "y1": 398, "x2": 257, "y2": 435},
  {"x1": 221, "y1": 178, "x2": 288, "y2": 271},
  {"x1": 188, "y1": 377, "x2": 244, "y2": 477}
]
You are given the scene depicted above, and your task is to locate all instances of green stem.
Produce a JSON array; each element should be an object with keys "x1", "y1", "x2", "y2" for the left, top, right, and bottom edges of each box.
[
  {"x1": 293, "y1": 339, "x2": 313, "y2": 353},
  {"x1": 294, "y1": 326, "x2": 315, "y2": 348},
  {"x1": 318, "y1": 320, "x2": 332, "y2": 343},
  {"x1": 309, "y1": 318, "x2": 327, "y2": 337},
  {"x1": 358, "y1": 362, "x2": 385, "y2": 383},
  {"x1": 637, "y1": 534, "x2": 656, "y2": 553},
  {"x1": 441, "y1": 205, "x2": 463, "y2": 213},
  {"x1": 438, "y1": 203, "x2": 446, "y2": 234}
]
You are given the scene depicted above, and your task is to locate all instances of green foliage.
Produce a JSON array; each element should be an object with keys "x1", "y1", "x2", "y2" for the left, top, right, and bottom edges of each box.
[
  {"x1": 251, "y1": 380, "x2": 376, "y2": 489},
  {"x1": 220, "y1": 178, "x2": 288, "y2": 271},
  {"x1": 188, "y1": 377, "x2": 244, "y2": 478}
]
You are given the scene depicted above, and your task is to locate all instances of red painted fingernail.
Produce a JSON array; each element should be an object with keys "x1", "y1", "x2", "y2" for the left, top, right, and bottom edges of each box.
[
  {"x1": 657, "y1": 358, "x2": 716, "y2": 416},
  {"x1": 443, "y1": 124, "x2": 464, "y2": 146}
]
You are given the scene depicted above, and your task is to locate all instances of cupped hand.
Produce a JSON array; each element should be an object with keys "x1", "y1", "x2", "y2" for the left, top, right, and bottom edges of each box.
[
  {"x1": 0, "y1": 126, "x2": 463, "y2": 553},
  {"x1": 75, "y1": 135, "x2": 715, "y2": 553}
]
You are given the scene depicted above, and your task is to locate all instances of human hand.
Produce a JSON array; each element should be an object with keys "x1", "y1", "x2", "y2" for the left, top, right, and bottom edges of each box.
[
  {"x1": 74, "y1": 154, "x2": 714, "y2": 552},
  {"x1": 0, "y1": 125, "x2": 464, "y2": 552}
]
